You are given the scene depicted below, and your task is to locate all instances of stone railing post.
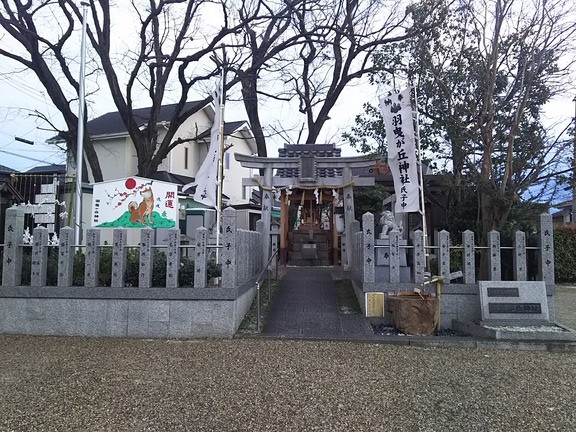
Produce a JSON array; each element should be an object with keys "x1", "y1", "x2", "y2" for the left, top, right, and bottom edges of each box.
[
  {"x1": 362, "y1": 213, "x2": 375, "y2": 286},
  {"x1": 166, "y1": 228, "x2": 180, "y2": 288},
  {"x1": 221, "y1": 208, "x2": 237, "y2": 289},
  {"x1": 31, "y1": 227, "x2": 49, "y2": 287},
  {"x1": 2, "y1": 208, "x2": 25, "y2": 286},
  {"x1": 194, "y1": 227, "x2": 208, "y2": 288},
  {"x1": 537, "y1": 213, "x2": 554, "y2": 285},
  {"x1": 389, "y1": 229, "x2": 401, "y2": 284},
  {"x1": 488, "y1": 230, "x2": 501, "y2": 281},
  {"x1": 413, "y1": 230, "x2": 425, "y2": 284},
  {"x1": 513, "y1": 230, "x2": 527, "y2": 281},
  {"x1": 139, "y1": 228, "x2": 154, "y2": 288},
  {"x1": 462, "y1": 230, "x2": 476, "y2": 284},
  {"x1": 57, "y1": 227, "x2": 75, "y2": 287},
  {"x1": 85, "y1": 228, "x2": 101, "y2": 288},
  {"x1": 242, "y1": 230, "x2": 248, "y2": 281},
  {"x1": 438, "y1": 230, "x2": 450, "y2": 283},
  {"x1": 256, "y1": 219, "x2": 265, "y2": 270},
  {"x1": 271, "y1": 232, "x2": 279, "y2": 274},
  {"x1": 111, "y1": 229, "x2": 127, "y2": 288}
]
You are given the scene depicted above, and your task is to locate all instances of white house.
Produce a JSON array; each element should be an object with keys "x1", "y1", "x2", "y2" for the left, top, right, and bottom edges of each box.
[
  {"x1": 76, "y1": 100, "x2": 257, "y2": 205},
  {"x1": 52, "y1": 101, "x2": 259, "y2": 242}
]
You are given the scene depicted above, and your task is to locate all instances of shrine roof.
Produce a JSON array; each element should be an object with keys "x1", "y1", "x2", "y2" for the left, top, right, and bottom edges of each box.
[{"x1": 278, "y1": 144, "x2": 341, "y2": 158}]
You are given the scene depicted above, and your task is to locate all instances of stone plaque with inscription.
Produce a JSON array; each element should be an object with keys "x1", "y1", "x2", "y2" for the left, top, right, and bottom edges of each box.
[{"x1": 479, "y1": 281, "x2": 549, "y2": 322}]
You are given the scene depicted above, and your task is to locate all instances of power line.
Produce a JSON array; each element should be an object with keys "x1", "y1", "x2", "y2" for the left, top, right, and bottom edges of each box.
[{"x1": 0, "y1": 149, "x2": 62, "y2": 165}]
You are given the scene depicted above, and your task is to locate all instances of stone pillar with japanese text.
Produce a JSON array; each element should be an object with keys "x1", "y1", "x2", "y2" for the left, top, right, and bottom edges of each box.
[
  {"x1": 261, "y1": 167, "x2": 273, "y2": 266},
  {"x1": 343, "y1": 166, "x2": 355, "y2": 269},
  {"x1": 537, "y1": 213, "x2": 554, "y2": 286}
]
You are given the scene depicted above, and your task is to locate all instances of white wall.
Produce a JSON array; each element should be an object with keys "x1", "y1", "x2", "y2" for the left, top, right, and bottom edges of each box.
[{"x1": 222, "y1": 131, "x2": 255, "y2": 205}]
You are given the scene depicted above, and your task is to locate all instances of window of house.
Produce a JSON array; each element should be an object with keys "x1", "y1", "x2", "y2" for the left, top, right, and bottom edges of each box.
[
  {"x1": 225, "y1": 152, "x2": 230, "y2": 170},
  {"x1": 184, "y1": 147, "x2": 189, "y2": 170}
]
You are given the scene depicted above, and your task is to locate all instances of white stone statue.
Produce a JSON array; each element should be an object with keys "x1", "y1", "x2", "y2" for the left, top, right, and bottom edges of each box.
[{"x1": 379, "y1": 210, "x2": 403, "y2": 237}]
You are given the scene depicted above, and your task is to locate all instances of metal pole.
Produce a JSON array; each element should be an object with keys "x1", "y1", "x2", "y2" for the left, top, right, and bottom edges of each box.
[
  {"x1": 267, "y1": 268, "x2": 271, "y2": 302},
  {"x1": 572, "y1": 96, "x2": 576, "y2": 223},
  {"x1": 74, "y1": 1, "x2": 89, "y2": 247},
  {"x1": 413, "y1": 86, "x2": 430, "y2": 272},
  {"x1": 256, "y1": 282, "x2": 261, "y2": 332},
  {"x1": 215, "y1": 48, "x2": 226, "y2": 263}
]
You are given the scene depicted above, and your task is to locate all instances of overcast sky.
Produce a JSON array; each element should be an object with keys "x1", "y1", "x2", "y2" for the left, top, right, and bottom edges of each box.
[
  {"x1": 0, "y1": 59, "x2": 372, "y2": 173},
  {"x1": 0, "y1": 1, "x2": 574, "y2": 174}
]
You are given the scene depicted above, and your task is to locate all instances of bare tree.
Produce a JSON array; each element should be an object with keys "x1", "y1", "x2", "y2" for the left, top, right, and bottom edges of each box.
[
  {"x1": 283, "y1": 0, "x2": 448, "y2": 144},
  {"x1": 0, "y1": 1, "x2": 104, "y2": 180},
  {"x1": 0, "y1": 0, "x2": 264, "y2": 179},
  {"x1": 1, "y1": 0, "x2": 446, "y2": 179}
]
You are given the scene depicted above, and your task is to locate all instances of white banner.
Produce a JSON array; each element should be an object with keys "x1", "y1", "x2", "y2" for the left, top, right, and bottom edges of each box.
[
  {"x1": 379, "y1": 88, "x2": 420, "y2": 213},
  {"x1": 182, "y1": 87, "x2": 222, "y2": 208}
]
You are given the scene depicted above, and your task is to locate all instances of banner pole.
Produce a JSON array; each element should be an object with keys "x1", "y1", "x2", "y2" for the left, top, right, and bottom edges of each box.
[
  {"x1": 216, "y1": 48, "x2": 226, "y2": 264},
  {"x1": 413, "y1": 86, "x2": 430, "y2": 274}
]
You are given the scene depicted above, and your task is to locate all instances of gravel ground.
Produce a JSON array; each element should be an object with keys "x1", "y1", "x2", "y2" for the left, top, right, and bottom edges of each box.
[
  {"x1": 1, "y1": 335, "x2": 575, "y2": 431},
  {"x1": 0, "y1": 287, "x2": 574, "y2": 431}
]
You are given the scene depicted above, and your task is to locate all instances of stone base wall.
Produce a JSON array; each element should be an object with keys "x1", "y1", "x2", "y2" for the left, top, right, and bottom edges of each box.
[
  {"x1": 352, "y1": 279, "x2": 556, "y2": 329},
  {"x1": 0, "y1": 283, "x2": 257, "y2": 338}
]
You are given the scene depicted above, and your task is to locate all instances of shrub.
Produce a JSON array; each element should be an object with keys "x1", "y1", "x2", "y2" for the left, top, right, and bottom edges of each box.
[
  {"x1": 554, "y1": 225, "x2": 576, "y2": 283},
  {"x1": 8, "y1": 244, "x2": 222, "y2": 287},
  {"x1": 73, "y1": 251, "x2": 85, "y2": 286},
  {"x1": 179, "y1": 256, "x2": 195, "y2": 287}
]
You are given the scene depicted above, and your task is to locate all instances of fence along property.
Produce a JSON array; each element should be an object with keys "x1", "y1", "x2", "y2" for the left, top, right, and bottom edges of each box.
[
  {"x1": 350, "y1": 212, "x2": 557, "y2": 329},
  {"x1": 0, "y1": 207, "x2": 264, "y2": 338}
]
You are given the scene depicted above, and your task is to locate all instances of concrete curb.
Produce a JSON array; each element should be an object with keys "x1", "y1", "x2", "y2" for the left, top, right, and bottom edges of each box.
[{"x1": 234, "y1": 333, "x2": 576, "y2": 353}]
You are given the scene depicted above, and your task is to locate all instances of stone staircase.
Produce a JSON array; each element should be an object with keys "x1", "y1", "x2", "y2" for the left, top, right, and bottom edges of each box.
[{"x1": 288, "y1": 228, "x2": 331, "y2": 266}]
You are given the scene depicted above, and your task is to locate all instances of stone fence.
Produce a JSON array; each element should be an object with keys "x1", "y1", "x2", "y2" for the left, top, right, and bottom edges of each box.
[
  {"x1": 351, "y1": 212, "x2": 554, "y2": 287},
  {"x1": 0, "y1": 207, "x2": 265, "y2": 338},
  {"x1": 349, "y1": 212, "x2": 556, "y2": 327}
]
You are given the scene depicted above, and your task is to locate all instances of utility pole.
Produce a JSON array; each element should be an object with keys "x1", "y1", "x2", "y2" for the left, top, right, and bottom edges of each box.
[
  {"x1": 573, "y1": 96, "x2": 576, "y2": 223},
  {"x1": 74, "y1": 1, "x2": 90, "y2": 246}
]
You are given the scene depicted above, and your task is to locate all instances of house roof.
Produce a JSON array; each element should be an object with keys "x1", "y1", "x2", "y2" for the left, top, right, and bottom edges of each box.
[
  {"x1": 25, "y1": 164, "x2": 67, "y2": 175},
  {"x1": 0, "y1": 164, "x2": 16, "y2": 174},
  {"x1": 86, "y1": 100, "x2": 205, "y2": 136},
  {"x1": 147, "y1": 171, "x2": 194, "y2": 187},
  {"x1": 195, "y1": 120, "x2": 250, "y2": 140}
]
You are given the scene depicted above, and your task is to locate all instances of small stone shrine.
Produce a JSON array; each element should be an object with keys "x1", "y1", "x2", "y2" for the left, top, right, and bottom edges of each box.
[{"x1": 236, "y1": 144, "x2": 376, "y2": 266}]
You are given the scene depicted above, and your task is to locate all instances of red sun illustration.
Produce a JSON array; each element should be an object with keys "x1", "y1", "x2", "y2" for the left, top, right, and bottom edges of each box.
[{"x1": 125, "y1": 178, "x2": 137, "y2": 189}]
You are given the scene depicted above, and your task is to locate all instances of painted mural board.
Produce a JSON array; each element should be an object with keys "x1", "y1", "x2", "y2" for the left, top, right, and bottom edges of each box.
[{"x1": 91, "y1": 177, "x2": 178, "y2": 228}]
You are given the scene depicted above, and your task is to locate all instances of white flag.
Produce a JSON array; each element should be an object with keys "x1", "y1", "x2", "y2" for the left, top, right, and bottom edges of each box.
[
  {"x1": 182, "y1": 88, "x2": 222, "y2": 208},
  {"x1": 379, "y1": 88, "x2": 420, "y2": 213}
]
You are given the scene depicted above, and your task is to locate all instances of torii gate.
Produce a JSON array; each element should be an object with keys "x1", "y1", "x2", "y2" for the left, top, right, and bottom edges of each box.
[{"x1": 235, "y1": 151, "x2": 376, "y2": 267}]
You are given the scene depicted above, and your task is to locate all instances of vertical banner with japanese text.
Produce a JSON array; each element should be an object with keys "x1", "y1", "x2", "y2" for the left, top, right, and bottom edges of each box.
[
  {"x1": 379, "y1": 88, "x2": 420, "y2": 213},
  {"x1": 182, "y1": 87, "x2": 221, "y2": 208}
]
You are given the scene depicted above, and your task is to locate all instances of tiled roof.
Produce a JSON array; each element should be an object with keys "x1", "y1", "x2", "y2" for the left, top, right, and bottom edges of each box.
[
  {"x1": 86, "y1": 100, "x2": 205, "y2": 136},
  {"x1": 278, "y1": 144, "x2": 341, "y2": 158},
  {"x1": 277, "y1": 144, "x2": 342, "y2": 178}
]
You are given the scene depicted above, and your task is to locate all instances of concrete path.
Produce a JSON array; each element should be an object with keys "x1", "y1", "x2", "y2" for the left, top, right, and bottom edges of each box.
[{"x1": 263, "y1": 267, "x2": 374, "y2": 339}]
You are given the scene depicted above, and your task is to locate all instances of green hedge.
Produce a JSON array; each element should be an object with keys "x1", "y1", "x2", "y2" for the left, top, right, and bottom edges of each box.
[
  {"x1": 13, "y1": 248, "x2": 220, "y2": 287},
  {"x1": 554, "y1": 225, "x2": 576, "y2": 283}
]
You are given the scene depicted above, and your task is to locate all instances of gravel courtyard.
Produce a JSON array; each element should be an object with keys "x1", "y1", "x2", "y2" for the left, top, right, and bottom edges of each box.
[
  {"x1": 0, "y1": 287, "x2": 574, "y2": 431},
  {"x1": 1, "y1": 336, "x2": 575, "y2": 431}
]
